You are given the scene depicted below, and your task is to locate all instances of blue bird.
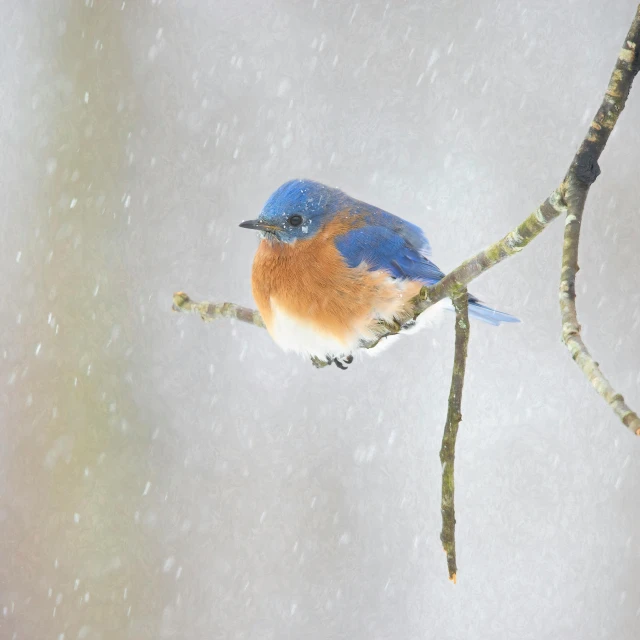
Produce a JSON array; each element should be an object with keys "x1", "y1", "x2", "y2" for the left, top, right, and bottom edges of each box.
[{"x1": 240, "y1": 179, "x2": 518, "y2": 364}]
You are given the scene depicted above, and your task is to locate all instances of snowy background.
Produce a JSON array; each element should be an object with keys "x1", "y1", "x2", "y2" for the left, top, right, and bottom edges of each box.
[{"x1": 1, "y1": 1, "x2": 640, "y2": 638}]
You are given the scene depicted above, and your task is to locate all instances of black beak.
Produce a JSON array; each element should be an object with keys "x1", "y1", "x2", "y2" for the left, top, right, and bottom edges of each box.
[{"x1": 239, "y1": 219, "x2": 279, "y2": 232}]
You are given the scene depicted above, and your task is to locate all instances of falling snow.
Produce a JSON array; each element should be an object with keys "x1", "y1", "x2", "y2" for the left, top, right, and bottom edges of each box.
[{"x1": 1, "y1": 2, "x2": 639, "y2": 640}]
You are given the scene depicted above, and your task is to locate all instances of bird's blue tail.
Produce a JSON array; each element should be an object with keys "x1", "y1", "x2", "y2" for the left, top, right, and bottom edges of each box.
[{"x1": 466, "y1": 296, "x2": 519, "y2": 326}]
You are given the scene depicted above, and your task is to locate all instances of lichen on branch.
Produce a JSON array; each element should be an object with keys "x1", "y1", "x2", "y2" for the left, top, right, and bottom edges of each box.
[
  {"x1": 439, "y1": 288, "x2": 470, "y2": 583},
  {"x1": 558, "y1": 7, "x2": 640, "y2": 436},
  {"x1": 172, "y1": 291, "x2": 265, "y2": 328}
]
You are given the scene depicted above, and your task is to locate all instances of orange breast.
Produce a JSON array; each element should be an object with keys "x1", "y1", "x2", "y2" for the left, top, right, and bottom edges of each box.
[{"x1": 250, "y1": 215, "x2": 420, "y2": 347}]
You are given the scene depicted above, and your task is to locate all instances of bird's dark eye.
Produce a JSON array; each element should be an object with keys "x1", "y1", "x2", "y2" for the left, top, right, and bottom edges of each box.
[{"x1": 288, "y1": 214, "x2": 303, "y2": 227}]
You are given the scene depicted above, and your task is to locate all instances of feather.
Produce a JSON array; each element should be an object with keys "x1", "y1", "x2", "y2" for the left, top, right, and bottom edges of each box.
[{"x1": 335, "y1": 223, "x2": 519, "y2": 325}]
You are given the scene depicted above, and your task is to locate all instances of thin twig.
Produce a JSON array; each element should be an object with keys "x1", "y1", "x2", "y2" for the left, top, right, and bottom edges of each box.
[
  {"x1": 172, "y1": 291, "x2": 265, "y2": 328},
  {"x1": 559, "y1": 7, "x2": 640, "y2": 436},
  {"x1": 439, "y1": 288, "x2": 470, "y2": 584},
  {"x1": 393, "y1": 190, "x2": 567, "y2": 330}
]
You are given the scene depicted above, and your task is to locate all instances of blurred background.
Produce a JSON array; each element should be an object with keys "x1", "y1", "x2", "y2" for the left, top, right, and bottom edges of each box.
[{"x1": 1, "y1": 1, "x2": 639, "y2": 638}]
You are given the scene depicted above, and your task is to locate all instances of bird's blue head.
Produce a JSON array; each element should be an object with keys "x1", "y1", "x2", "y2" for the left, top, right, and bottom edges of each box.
[{"x1": 239, "y1": 179, "x2": 345, "y2": 243}]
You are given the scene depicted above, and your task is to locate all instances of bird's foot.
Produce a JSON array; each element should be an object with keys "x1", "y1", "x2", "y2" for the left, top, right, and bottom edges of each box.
[
  {"x1": 310, "y1": 354, "x2": 354, "y2": 369},
  {"x1": 311, "y1": 355, "x2": 330, "y2": 369},
  {"x1": 332, "y1": 354, "x2": 353, "y2": 370}
]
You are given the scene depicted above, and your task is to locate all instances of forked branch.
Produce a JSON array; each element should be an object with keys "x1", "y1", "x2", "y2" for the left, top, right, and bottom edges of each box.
[{"x1": 558, "y1": 10, "x2": 640, "y2": 436}]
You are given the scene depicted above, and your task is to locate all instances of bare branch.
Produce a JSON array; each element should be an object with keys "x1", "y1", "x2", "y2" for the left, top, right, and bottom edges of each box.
[
  {"x1": 172, "y1": 291, "x2": 265, "y2": 329},
  {"x1": 559, "y1": 7, "x2": 640, "y2": 436},
  {"x1": 439, "y1": 288, "x2": 470, "y2": 584},
  {"x1": 398, "y1": 191, "x2": 566, "y2": 326}
]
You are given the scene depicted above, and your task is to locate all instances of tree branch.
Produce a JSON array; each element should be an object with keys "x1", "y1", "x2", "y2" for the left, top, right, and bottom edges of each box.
[
  {"x1": 172, "y1": 291, "x2": 265, "y2": 329},
  {"x1": 559, "y1": 8, "x2": 640, "y2": 436},
  {"x1": 403, "y1": 191, "x2": 567, "y2": 321},
  {"x1": 439, "y1": 288, "x2": 470, "y2": 584}
]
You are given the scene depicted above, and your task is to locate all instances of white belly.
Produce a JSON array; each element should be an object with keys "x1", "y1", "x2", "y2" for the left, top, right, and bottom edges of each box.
[
  {"x1": 267, "y1": 293, "x2": 449, "y2": 360},
  {"x1": 269, "y1": 299, "x2": 360, "y2": 358}
]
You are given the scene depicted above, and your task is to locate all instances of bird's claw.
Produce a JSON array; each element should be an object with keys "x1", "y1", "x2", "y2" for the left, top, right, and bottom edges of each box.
[
  {"x1": 332, "y1": 355, "x2": 353, "y2": 370},
  {"x1": 310, "y1": 354, "x2": 354, "y2": 370}
]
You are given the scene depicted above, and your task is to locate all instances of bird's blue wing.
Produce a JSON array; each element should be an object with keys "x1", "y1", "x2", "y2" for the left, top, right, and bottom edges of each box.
[
  {"x1": 367, "y1": 209, "x2": 432, "y2": 257},
  {"x1": 345, "y1": 202, "x2": 433, "y2": 257},
  {"x1": 334, "y1": 225, "x2": 444, "y2": 285},
  {"x1": 334, "y1": 223, "x2": 520, "y2": 326}
]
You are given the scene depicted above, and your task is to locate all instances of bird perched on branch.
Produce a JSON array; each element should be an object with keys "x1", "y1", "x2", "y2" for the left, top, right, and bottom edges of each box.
[{"x1": 240, "y1": 179, "x2": 517, "y2": 368}]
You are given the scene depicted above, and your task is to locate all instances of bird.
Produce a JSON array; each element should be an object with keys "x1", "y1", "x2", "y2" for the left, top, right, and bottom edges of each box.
[{"x1": 239, "y1": 179, "x2": 518, "y2": 368}]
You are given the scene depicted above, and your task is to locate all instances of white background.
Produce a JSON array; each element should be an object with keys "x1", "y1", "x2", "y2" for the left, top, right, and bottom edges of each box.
[{"x1": 1, "y1": 1, "x2": 639, "y2": 638}]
